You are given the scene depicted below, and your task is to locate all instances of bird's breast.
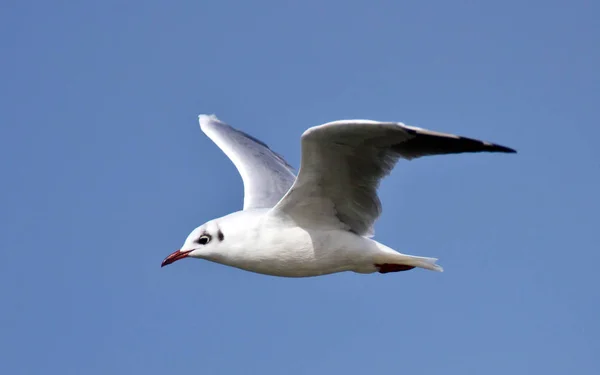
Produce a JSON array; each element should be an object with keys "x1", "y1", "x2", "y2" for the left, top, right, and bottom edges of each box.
[{"x1": 222, "y1": 227, "x2": 371, "y2": 277}]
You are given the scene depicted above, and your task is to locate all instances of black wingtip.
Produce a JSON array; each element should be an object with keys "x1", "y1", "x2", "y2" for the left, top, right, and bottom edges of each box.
[{"x1": 491, "y1": 144, "x2": 517, "y2": 154}]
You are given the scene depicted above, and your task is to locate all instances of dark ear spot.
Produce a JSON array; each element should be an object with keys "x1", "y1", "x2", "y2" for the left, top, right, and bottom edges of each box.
[{"x1": 218, "y1": 230, "x2": 224, "y2": 242}]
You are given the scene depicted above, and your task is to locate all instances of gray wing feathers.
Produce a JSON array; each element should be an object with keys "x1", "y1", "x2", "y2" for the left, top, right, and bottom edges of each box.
[
  {"x1": 199, "y1": 115, "x2": 296, "y2": 210},
  {"x1": 272, "y1": 120, "x2": 515, "y2": 236}
]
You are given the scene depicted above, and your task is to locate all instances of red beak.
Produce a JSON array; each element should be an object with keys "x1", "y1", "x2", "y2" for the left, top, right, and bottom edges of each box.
[{"x1": 161, "y1": 249, "x2": 192, "y2": 267}]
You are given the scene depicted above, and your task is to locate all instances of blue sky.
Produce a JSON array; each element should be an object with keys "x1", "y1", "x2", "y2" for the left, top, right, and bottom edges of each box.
[{"x1": 1, "y1": 1, "x2": 599, "y2": 374}]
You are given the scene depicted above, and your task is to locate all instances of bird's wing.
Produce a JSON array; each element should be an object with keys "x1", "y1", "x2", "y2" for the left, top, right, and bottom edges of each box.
[
  {"x1": 270, "y1": 120, "x2": 515, "y2": 236},
  {"x1": 199, "y1": 115, "x2": 297, "y2": 210}
]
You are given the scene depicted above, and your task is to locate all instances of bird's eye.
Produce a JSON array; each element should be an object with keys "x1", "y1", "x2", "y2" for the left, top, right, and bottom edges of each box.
[{"x1": 196, "y1": 234, "x2": 211, "y2": 245}]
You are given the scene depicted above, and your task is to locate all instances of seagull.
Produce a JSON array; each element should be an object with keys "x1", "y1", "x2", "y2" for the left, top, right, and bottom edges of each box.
[{"x1": 161, "y1": 115, "x2": 515, "y2": 277}]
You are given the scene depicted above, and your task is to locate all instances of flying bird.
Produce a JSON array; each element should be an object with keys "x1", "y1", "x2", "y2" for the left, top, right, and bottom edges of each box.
[{"x1": 161, "y1": 115, "x2": 515, "y2": 277}]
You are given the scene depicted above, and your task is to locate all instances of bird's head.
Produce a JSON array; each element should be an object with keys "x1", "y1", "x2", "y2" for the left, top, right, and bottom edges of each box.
[{"x1": 161, "y1": 220, "x2": 226, "y2": 267}]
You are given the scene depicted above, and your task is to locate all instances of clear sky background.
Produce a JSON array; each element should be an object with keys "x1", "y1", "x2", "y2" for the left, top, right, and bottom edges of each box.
[{"x1": 1, "y1": 1, "x2": 599, "y2": 374}]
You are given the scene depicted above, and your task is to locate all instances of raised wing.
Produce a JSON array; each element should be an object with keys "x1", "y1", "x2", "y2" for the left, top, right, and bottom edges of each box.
[
  {"x1": 199, "y1": 115, "x2": 296, "y2": 210},
  {"x1": 270, "y1": 120, "x2": 515, "y2": 236}
]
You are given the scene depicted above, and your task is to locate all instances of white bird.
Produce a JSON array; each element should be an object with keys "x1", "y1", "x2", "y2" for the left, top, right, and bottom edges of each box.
[{"x1": 161, "y1": 115, "x2": 515, "y2": 277}]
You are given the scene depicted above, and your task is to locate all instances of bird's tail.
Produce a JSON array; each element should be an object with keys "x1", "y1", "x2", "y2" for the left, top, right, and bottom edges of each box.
[
  {"x1": 397, "y1": 254, "x2": 444, "y2": 272},
  {"x1": 373, "y1": 242, "x2": 444, "y2": 273}
]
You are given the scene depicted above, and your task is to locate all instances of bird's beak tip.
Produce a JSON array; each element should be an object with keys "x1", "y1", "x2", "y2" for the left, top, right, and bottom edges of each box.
[{"x1": 161, "y1": 249, "x2": 191, "y2": 268}]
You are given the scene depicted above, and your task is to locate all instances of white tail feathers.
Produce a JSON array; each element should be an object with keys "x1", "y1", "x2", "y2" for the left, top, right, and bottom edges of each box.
[
  {"x1": 376, "y1": 250, "x2": 444, "y2": 272},
  {"x1": 373, "y1": 241, "x2": 444, "y2": 272},
  {"x1": 405, "y1": 255, "x2": 444, "y2": 272}
]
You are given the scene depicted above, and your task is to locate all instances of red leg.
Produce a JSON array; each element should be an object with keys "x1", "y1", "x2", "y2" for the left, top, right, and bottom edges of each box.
[{"x1": 375, "y1": 263, "x2": 416, "y2": 273}]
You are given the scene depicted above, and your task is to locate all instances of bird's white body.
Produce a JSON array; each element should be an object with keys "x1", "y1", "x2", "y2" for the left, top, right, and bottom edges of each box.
[
  {"x1": 207, "y1": 209, "x2": 377, "y2": 277},
  {"x1": 179, "y1": 208, "x2": 442, "y2": 277},
  {"x1": 161, "y1": 115, "x2": 515, "y2": 277}
]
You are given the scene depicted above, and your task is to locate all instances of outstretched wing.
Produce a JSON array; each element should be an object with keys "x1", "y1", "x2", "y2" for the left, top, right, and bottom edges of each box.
[
  {"x1": 270, "y1": 120, "x2": 515, "y2": 236},
  {"x1": 199, "y1": 115, "x2": 296, "y2": 210}
]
